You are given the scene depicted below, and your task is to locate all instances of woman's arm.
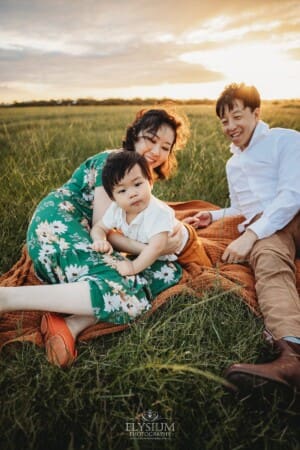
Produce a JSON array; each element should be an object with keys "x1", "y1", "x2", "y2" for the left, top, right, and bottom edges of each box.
[
  {"x1": 92, "y1": 186, "x2": 112, "y2": 225},
  {"x1": 92, "y1": 187, "x2": 181, "y2": 256},
  {"x1": 109, "y1": 228, "x2": 182, "y2": 256},
  {"x1": 92, "y1": 187, "x2": 148, "y2": 254},
  {"x1": 116, "y1": 232, "x2": 168, "y2": 276},
  {"x1": 109, "y1": 221, "x2": 183, "y2": 256},
  {"x1": 160, "y1": 222, "x2": 183, "y2": 255}
]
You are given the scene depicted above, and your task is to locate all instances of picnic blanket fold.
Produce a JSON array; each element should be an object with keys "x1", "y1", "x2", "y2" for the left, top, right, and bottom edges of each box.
[{"x1": 1, "y1": 200, "x2": 300, "y2": 350}]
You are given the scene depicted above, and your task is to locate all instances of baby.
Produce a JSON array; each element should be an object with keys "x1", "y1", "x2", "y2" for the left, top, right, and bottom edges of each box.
[{"x1": 91, "y1": 151, "x2": 211, "y2": 276}]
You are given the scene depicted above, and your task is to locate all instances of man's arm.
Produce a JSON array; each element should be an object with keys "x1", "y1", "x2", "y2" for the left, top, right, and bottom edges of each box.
[
  {"x1": 248, "y1": 134, "x2": 300, "y2": 239},
  {"x1": 184, "y1": 211, "x2": 213, "y2": 228},
  {"x1": 209, "y1": 170, "x2": 241, "y2": 222},
  {"x1": 116, "y1": 232, "x2": 168, "y2": 276},
  {"x1": 184, "y1": 164, "x2": 241, "y2": 228},
  {"x1": 221, "y1": 170, "x2": 259, "y2": 262}
]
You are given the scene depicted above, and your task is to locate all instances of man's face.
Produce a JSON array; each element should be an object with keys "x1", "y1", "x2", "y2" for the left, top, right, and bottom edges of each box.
[{"x1": 220, "y1": 99, "x2": 260, "y2": 150}]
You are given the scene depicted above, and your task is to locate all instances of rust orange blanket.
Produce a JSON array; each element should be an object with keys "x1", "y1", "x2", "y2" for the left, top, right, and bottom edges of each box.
[{"x1": 1, "y1": 200, "x2": 300, "y2": 349}]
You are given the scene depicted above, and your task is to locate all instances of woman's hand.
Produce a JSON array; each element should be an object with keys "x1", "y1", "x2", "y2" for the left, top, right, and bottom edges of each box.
[
  {"x1": 183, "y1": 211, "x2": 212, "y2": 229},
  {"x1": 160, "y1": 222, "x2": 183, "y2": 256}
]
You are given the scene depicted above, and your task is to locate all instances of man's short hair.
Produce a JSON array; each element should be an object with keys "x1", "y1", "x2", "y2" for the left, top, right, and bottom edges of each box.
[
  {"x1": 216, "y1": 83, "x2": 261, "y2": 118},
  {"x1": 102, "y1": 151, "x2": 153, "y2": 200}
]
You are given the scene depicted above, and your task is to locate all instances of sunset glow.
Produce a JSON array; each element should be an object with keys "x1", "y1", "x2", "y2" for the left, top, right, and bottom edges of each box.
[
  {"x1": 181, "y1": 42, "x2": 300, "y2": 99},
  {"x1": 0, "y1": 1, "x2": 299, "y2": 102}
]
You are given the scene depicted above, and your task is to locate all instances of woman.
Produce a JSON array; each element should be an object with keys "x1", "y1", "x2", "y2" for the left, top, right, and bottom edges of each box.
[{"x1": 1, "y1": 107, "x2": 190, "y2": 367}]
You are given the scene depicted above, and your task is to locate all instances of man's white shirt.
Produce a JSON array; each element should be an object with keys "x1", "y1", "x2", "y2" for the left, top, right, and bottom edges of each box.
[{"x1": 210, "y1": 121, "x2": 300, "y2": 239}]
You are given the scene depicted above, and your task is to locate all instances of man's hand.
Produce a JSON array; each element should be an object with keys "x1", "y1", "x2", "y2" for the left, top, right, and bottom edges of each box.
[
  {"x1": 116, "y1": 259, "x2": 135, "y2": 276},
  {"x1": 183, "y1": 211, "x2": 212, "y2": 229},
  {"x1": 92, "y1": 239, "x2": 113, "y2": 254},
  {"x1": 222, "y1": 229, "x2": 258, "y2": 263}
]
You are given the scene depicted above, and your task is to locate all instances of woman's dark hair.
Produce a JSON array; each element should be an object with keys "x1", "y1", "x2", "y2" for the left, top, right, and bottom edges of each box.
[
  {"x1": 102, "y1": 151, "x2": 152, "y2": 200},
  {"x1": 123, "y1": 106, "x2": 189, "y2": 180},
  {"x1": 216, "y1": 83, "x2": 261, "y2": 118}
]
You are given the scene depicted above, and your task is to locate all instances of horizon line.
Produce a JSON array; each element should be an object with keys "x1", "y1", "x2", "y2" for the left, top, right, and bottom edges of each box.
[{"x1": 1, "y1": 96, "x2": 300, "y2": 107}]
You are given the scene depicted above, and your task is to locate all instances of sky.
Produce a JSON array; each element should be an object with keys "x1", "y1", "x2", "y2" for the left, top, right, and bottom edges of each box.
[{"x1": 0, "y1": 0, "x2": 299, "y2": 102}]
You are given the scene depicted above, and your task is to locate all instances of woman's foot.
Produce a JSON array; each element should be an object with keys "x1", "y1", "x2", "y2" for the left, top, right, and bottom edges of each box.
[{"x1": 41, "y1": 313, "x2": 77, "y2": 368}]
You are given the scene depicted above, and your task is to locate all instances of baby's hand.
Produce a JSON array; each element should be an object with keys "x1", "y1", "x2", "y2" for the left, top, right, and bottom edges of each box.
[
  {"x1": 183, "y1": 211, "x2": 212, "y2": 228},
  {"x1": 92, "y1": 240, "x2": 113, "y2": 254},
  {"x1": 116, "y1": 259, "x2": 135, "y2": 276}
]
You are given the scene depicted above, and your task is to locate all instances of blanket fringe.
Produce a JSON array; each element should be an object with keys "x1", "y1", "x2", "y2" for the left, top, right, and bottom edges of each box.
[{"x1": 1, "y1": 200, "x2": 300, "y2": 350}]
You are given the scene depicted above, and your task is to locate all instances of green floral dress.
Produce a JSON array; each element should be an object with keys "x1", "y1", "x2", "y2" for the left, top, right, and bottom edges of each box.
[{"x1": 26, "y1": 151, "x2": 182, "y2": 324}]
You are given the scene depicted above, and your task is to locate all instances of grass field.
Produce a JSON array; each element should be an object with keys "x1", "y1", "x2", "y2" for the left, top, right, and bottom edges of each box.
[{"x1": 0, "y1": 103, "x2": 300, "y2": 449}]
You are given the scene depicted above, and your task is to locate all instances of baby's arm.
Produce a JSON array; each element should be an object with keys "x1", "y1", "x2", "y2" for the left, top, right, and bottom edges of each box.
[
  {"x1": 116, "y1": 232, "x2": 168, "y2": 276},
  {"x1": 108, "y1": 230, "x2": 147, "y2": 255},
  {"x1": 90, "y1": 220, "x2": 113, "y2": 254}
]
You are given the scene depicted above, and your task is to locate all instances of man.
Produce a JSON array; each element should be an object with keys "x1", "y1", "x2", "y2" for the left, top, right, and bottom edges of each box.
[{"x1": 186, "y1": 83, "x2": 300, "y2": 392}]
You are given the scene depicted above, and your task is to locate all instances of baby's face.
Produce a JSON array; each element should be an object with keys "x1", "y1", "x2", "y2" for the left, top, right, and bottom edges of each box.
[{"x1": 112, "y1": 164, "x2": 152, "y2": 216}]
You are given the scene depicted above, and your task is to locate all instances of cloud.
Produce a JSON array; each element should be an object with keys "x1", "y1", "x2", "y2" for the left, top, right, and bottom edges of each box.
[
  {"x1": 0, "y1": 0, "x2": 299, "y2": 100},
  {"x1": 2, "y1": 0, "x2": 298, "y2": 46},
  {"x1": 0, "y1": 39, "x2": 224, "y2": 89},
  {"x1": 288, "y1": 48, "x2": 300, "y2": 60}
]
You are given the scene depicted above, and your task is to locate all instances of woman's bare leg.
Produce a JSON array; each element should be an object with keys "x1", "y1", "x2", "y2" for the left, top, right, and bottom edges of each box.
[
  {"x1": 0, "y1": 282, "x2": 94, "y2": 316},
  {"x1": 1, "y1": 283, "x2": 100, "y2": 367},
  {"x1": 65, "y1": 315, "x2": 97, "y2": 339}
]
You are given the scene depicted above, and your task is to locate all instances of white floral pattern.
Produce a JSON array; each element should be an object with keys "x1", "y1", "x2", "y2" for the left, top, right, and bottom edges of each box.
[
  {"x1": 59, "y1": 201, "x2": 75, "y2": 212},
  {"x1": 27, "y1": 150, "x2": 182, "y2": 324},
  {"x1": 65, "y1": 264, "x2": 89, "y2": 282},
  {"x1": 51, "y1": 221, "x2": 68, "y2": 234},
  {"x1": 153, "y1": 264, "x2": 176, "y2": 283},
  {"x1": 83, "y1": 167, "x2": 97, "y2": 188},
  {"x1": 56, "y1": 188, "x2": 71, "y2": 196},
  {"x1": 103, "y1": 293, "x2": 123, "y2": 313},
  {"x1": 54, "y1": 266, "x2": 66, "y2": 283},
  {"x1": 74, "y1": 241, "x2": 92, "y2": 252}
]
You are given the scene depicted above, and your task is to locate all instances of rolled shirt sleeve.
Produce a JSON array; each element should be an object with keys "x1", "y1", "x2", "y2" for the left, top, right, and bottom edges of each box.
[{"x1": 248, "y1": 134, "x2": 300, "y2": 239}]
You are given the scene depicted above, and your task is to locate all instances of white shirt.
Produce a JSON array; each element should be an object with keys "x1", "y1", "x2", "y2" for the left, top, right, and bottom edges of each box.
[
  {"x1": 102, "y1": 195, "x2": 189, "y2": 260},
  {"x1": 210, "y1": 121, "x2": 300, "y2": 239}
]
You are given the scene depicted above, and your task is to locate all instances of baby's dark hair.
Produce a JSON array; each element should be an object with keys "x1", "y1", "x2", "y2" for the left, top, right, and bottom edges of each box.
[
  {"x1": 216, "y1": 83, "x2": 261, "y2": 118},
  {"x1": 102, "y1": 151, "x2": 153, "y2": 200},
  {"x1": 122, "y1": 106, "x2": 189, "y2": 180}
]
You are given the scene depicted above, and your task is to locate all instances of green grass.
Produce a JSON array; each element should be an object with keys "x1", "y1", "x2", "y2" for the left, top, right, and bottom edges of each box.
[{"x1": 1, "y1": 104, "x2": 300, "y2": 449}]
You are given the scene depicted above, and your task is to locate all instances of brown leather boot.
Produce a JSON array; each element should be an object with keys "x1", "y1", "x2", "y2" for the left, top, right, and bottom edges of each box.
[{"x1": 225, "y1": 339, "x2": 300, "y2": 392}]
